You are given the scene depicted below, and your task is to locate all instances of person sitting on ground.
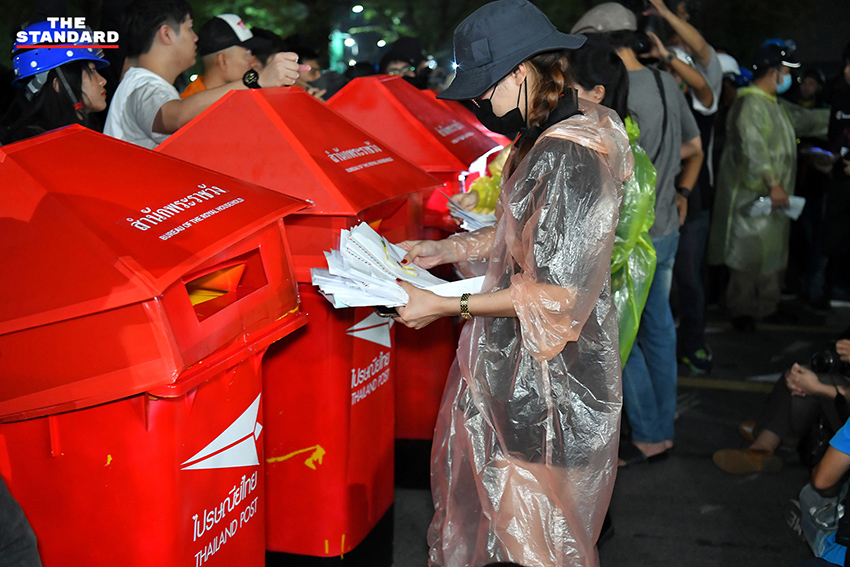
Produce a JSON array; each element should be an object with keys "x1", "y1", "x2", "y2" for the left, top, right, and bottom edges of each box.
[
  {"x1": 180, "y1": 13, "x2": 270, "y2": 98},
  {"x1": 795, "y1": 416, "x2": 850, "y2": 566},
  {"x1": 1, "y1": 21, "x2": 108, "y2": 145},
  {"x1": 713, "y1": 337, "x2": 850, "y2": 474},
  {"x1": 104, "y1": 0, "x2": 307, "y2": 149}
]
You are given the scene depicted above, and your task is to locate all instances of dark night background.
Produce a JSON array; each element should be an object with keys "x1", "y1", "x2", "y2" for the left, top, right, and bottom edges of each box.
[{"x1": 0, "y1": 0, "x2": 847, "y2": 76}]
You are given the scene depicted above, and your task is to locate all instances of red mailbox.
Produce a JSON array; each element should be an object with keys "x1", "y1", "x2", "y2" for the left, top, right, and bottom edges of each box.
[
  {"x1": 156, "y1": 88, "x2": 441, "y2": 559},
  {"x1": 0, "y1": 126, "x2": 308, "y2": 567}
]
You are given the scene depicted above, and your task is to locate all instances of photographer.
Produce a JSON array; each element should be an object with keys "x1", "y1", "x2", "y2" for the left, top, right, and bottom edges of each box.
[{"x1": 714, "y1": 338, "x2": 850, "y2": 474}]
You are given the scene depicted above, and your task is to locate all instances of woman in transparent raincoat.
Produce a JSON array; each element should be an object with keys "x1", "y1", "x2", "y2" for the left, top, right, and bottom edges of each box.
[{"x1": 392, "y1": 1, "x2": 633, "y2": 565}]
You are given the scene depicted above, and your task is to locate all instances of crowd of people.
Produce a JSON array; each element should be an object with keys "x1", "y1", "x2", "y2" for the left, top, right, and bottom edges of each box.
[{"x1": 1, "y1": 0, "x2": 850, "y2": 566}]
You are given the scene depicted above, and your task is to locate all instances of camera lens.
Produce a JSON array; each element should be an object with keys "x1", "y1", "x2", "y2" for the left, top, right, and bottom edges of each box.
[{"x1": 811, "y1": 350, "x2": 836, "y2": 374}]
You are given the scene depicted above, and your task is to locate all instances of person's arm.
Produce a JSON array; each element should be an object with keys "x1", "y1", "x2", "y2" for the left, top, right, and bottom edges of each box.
[
  {"x1": 398, "y1": 138, "x2": 622, "y2": 362},
  {"x1": 813, "y1": 446, "x2": 850, "y2": 496},
  {"x1": 646, "y1": 0, "x2": 712, "y2": 67},
  {"x1": 786, "y1": 363, "x2": 848, "y2": 399},
  {"x1": 400, "y1": 225, "x2": 496, "y2": 268},
  {"x1": 394, "y1": 283, "x2": 516, "y2": 330},
  {"x1": 153, "y1": 52, "x2": 307, "y2": 134},
  {"x1": 676, "y1": 134, "x2": 703, "y2": 224},
  {"x1": 647, "y1": 32, "x2": 713, "y2": 108}
]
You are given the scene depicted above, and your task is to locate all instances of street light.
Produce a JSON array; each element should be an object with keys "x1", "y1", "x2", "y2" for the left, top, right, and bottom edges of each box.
[
  {"x1": 352, "y1": 5, "x2": 364, "y2": 13},
  {"x1": 344, "y1": 37, "x2": 356, "y2": 47},
  {"x1": 377, "y1": 39, "x2": 386, "y2": 47}
]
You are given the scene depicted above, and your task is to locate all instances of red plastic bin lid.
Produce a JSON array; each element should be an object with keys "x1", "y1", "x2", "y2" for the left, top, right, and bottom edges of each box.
[
  {"x1": 157, "y1": 88, "x2": 440, "y2": 216},
  {"x1": 420, "y1": 90, "x2": 513, "y2": 148},
  {"x1": 328, "y1": 75, "x2": 500, "y2": 174},
  {"x1": 0, "y1": 126, "x2": 309, "y2": 419}
]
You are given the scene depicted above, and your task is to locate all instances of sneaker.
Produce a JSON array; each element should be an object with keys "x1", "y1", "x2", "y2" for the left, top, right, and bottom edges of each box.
[
  {"x1": 712, "y1": 448, "x2": 783, "y2": 474},
  {"x1": 680, "y1": 348, "x2": 713, "y2": 374}
]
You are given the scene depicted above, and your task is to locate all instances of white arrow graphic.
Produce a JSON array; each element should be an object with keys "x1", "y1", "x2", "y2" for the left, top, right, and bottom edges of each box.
[{"x1": 181, "y1": 394, "x2": 262, "y2": 471}]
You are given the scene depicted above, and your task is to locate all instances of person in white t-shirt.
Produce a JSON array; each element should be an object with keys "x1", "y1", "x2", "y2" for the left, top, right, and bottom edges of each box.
[{"x1": 105, "y1": 0, "x2": 308, "y2": 149}]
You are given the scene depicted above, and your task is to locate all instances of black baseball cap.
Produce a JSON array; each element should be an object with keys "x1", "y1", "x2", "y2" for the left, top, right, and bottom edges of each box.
[
  {"x1": 752, "y1": 42, "x2": 800, "y2": 72},
  {"x1": 438, "y1": 0, "x2": 585, "y2": 100},
  {"x1": 197, "y1": 14, "x2": 270, "y2": 57}
]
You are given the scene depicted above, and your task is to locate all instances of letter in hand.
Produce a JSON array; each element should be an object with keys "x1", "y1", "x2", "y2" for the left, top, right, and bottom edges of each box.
[
  {"x1": 258, "y1": 52, "x2": 312, "y2": 88},
  {"x1": 393, "y1": 280, "x2": 448, "y2": 330}
]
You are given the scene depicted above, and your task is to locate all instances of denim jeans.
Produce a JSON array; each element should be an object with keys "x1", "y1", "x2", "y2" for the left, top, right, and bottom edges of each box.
[
  {"x1": 0, "y1": 477, "x2": 41, "y2": 567},
  {"x1": 622, "y1": 230, "x2": 679, "y2": 444}
]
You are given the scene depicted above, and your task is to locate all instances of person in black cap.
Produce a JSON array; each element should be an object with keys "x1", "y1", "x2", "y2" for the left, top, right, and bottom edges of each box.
[
  {"x1": 708, "y1": 41, "x2": 828, "y2": 331},
  {"x1": 390, "y1": 1, "x2": 632, "y2": 564},
  {"x1": 379, "y1": 36, "x2": 433, "y2": 89},
  {"x1": 180, "y1": 13, "x2": 271, "y2": 98},
  {"x1": 104, "y1": 0, "x2": 308, "y2": 149}
]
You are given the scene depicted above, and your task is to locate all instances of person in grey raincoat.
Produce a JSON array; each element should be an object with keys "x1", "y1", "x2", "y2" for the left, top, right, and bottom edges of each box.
[
  {"x1": 708, "y1": 42, "x2": 829, "y2": 328},
  {"x1": 390, "y1": 1, "x2": 633, "y2": 565}
]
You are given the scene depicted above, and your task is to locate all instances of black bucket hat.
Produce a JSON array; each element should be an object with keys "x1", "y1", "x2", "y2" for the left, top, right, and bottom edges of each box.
[{"x1": 438, "y1": 0, "x2": 586, "y2": 101}]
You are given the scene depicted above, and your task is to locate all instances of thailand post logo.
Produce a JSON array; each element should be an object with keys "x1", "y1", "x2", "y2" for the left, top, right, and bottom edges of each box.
[
  {"x1": 181, "y1": 394, "x2": 264, "y2": 471},
  {"x1": 16, "y1": 17, "x2": 119, "y2": 49},
  {"x1": 346, "y1": 311, "x2": 394, "y2": 348}
]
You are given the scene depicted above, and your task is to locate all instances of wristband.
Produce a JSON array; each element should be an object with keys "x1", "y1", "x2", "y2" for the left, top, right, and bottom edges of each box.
[
  {"x1": 676, "y1": 185, "x2": 692, "y2": 199},
  {"x1": 664, "y1": 52, "x2": 676, "y2": 64},
  {"x1": 460, "y1": 293, "x2": 473, "y2": 320}
]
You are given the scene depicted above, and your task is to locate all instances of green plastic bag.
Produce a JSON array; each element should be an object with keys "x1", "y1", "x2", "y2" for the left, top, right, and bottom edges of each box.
[{"x1": 612, "y1": 117, "x2": 657, "y2": 364}]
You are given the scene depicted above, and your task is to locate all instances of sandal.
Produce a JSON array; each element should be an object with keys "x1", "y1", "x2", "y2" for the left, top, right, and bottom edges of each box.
[{"x1": 618, "y1": 441, "x2": 668, "y2": 468}]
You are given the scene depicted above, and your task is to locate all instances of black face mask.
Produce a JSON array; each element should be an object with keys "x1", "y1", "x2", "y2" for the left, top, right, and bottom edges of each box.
[{"x1": 472, "y1": 78, "x2": 527, "y2": 137}]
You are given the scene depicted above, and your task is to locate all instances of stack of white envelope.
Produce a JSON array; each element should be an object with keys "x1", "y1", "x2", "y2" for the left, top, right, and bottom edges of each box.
[
  {"x1": 311, "y1": 222, "x2": 484, "y2": 309},
  {"x1": 445, "y1": 193, "x2": 497, "y2": 231}
]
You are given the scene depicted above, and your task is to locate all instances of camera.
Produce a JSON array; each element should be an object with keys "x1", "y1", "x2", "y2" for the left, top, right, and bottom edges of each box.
[{"x1": 811, "y1": 345, "x2": 850, "y2": 377}]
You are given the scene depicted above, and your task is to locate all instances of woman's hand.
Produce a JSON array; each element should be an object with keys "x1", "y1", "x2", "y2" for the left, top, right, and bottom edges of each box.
[
  {"x1": 837, "y1": 339, "x2": 850, "y2": 363},
  {"x1": 786, "y1": 363, "x2": 824, "y2": 397},
  {"x1": 394, "y1": 280, "x2": 454, "y2": 329},
  {"x1": 398, "y1": 239, "x2": 457, "y2": 269},
  {"x1": 450, "y1": 191, "x2": 480, "y2": 211}
]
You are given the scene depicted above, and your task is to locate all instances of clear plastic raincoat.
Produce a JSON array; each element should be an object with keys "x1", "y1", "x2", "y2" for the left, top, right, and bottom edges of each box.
[
  {"x1": 611, "y1": 117, "x2": 657, "y2": 364},
  {"x1": 428, "y1": 102, "x2": 633, "y2": 567},
  {"x1": 708, "y1": 87, "x2": 829, "y2": 274}
]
